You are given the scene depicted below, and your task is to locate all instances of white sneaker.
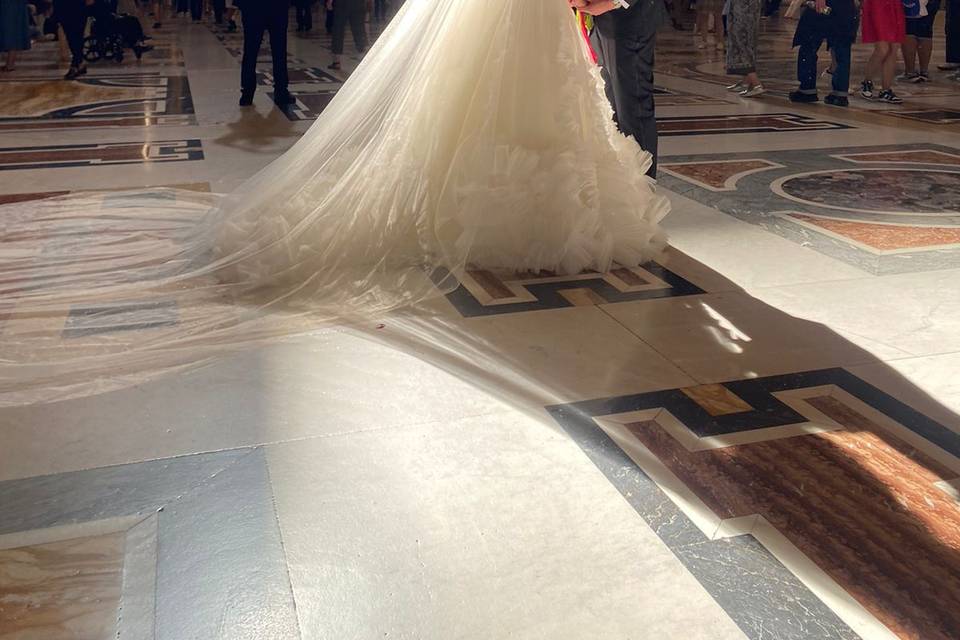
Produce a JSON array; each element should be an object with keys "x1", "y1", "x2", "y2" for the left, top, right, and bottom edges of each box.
[
  {"x1": 726, "y1": 81, "x2": 745, "y2": 92},
  {"x1": 740, "y1": 84, "x2": 766, "y2": 97}
]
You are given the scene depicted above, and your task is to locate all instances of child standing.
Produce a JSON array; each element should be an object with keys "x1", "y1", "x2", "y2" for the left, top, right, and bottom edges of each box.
[
  {"x1": 789, "y1": 0, "x2": 859, "y2": 105},
  {"x1": 859, "y1": 0, "x2": 906, "y2": 102}
]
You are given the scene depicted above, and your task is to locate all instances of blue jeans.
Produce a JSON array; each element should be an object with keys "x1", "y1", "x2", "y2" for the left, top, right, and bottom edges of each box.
[{"x1": 797, "y1": 36, "x2": 851, "y2": 96}]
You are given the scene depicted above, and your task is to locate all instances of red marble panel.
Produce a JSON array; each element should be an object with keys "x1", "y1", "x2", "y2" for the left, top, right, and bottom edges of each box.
[
  {"x1": 790, "y1": 214, "x2": 960, "y2": 251},
  {"x1": 625, "y1": 396, "x2": 960, "y2": 639},
  {"x1": 662, "y1": 160, "x2": 773, "y2": 190}
]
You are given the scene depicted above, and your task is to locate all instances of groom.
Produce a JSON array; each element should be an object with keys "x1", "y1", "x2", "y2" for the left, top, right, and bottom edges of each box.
[{"x1": 572, "y1": 0, "x2": 660, "y2": 177}]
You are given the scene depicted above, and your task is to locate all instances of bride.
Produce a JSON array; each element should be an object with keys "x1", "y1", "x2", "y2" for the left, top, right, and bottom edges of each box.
[{"x1": 0, "y1": 0, "x2": 668, "y2": 403}]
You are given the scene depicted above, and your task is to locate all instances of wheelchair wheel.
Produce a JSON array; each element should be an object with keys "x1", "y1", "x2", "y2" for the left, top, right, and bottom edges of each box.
[{"x1": 83, "y1": 36, "x2": 102, "y2": 62}]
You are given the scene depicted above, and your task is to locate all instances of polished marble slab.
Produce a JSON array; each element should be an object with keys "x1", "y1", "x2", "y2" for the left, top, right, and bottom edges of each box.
[
  {"x1": 436, "y1": 260, "x2": 704, "y2": 317},
  {"x1": 658, "y1": 112, "x2": 852, "y2": 136},
  {"x1": 0, "y1": 532, "x2": 125, "y2": 640},
  {"x1": 0, "y1": 74, "x2": 196, "y2": 131},
  {"x1": 0, "y1": 139, "x2": 203, "y2": 171},
  {"x1": 548, "y1": 367, "x2": 960, "y2": 640},
  {"x1": 0, "y1": 449, "x2": 299, "y2": 640},
  {"x1": 659, "y1": 143, "x2": 960, "y2": 274}
]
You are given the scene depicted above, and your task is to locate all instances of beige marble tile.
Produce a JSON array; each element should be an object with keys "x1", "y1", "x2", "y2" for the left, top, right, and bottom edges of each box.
[
  {"x1": 266, "y1": 412, "x2": 748, "y2": 640},
  {"x1": 602, "y1": 292, "x2": 902, "y2": 383},
  {"x1": 0, "y1": 532, "x2": 124, "y2": 640}
]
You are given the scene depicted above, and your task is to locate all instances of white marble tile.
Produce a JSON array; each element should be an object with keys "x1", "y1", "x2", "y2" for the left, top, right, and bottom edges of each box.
[
  {"x1": 0, "y1": 329, "x2": 506, "y2": 482},
  {"x1": 847, "y1": 352, "x2": 960, "y2": 435},
  {"x1": 266, "y1": 412, "x2": 748, "y2": 640},
  {"x1": 381, "y1": 304, "x2": 697, "y2": 404},
  {"x1": 749, "y1": 268, "x2": 960, "y2": 358},
  {"x1": 602, "y1": 291, "x2": 905, "y2": 383},
  {"x1": 661, "y1": 190, "x2": 871, "y2": 289}
]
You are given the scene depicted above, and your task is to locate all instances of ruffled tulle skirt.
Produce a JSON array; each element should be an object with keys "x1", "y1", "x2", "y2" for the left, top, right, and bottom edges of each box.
[{"x1": 0, "y1": 0, "x2": 668, "y2": 404}]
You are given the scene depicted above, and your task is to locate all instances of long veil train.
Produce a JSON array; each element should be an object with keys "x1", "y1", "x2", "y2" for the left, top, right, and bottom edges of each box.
[{"x1": 0, "y1": 0, "x2": 668, "y2": 405}]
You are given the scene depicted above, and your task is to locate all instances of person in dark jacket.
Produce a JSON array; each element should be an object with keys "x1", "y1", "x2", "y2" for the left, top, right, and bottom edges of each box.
[
  {"x1": 575, "y1": 0, "x2": 661, "y2": 177},
  {"x1": 236, "y1": 0, "x2": 294, "y2": 106},
  {"x1": 788, "y1": 0, "x2": 858, "y2": 106},
  {"x1": 327, "y1": 0, "x2": 367, "y2": 70}
]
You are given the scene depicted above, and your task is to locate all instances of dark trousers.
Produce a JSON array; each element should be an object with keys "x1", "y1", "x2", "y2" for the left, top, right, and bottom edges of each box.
[
  {"x1": 176, "y1": 0, "x2": 188, "y2": 13},
  {"x1": 592, "y1": 29, "x2": 659, "y2": 178},
  {"x1": 212, "y1": 0, "x2": 225, "y2": 22},
  {"x1": 947, "y1": 0, "x2": 960, "y2": 63},
  {"x1": 332, "y1": 0, "x2": 367, "y2": 54},
  {"x1": 374, "y1": 0, "x2": 387, "y2": 20},
  {"x1": 190, "y1": 0, "x2": 202, "y2": 20},
  {"x1": 59, "y1": 7, "x2": 87, "y2": 67},
  {"x1": 797, "y1": 36, "x2": 851, "y2": 95},
  {"x1": 241, "y1": 4, "x2": 289, "y2": 94},
  {"x1": 295, "y1": 2, "x2": 313, "y2": 30}
]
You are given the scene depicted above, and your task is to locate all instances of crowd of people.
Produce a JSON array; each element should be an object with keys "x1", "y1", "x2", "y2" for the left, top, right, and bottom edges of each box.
[
  {"x1": 682, "y1": 0, "x2": 959, "y2": 104},
  {"x1": 0, "y1": 0, "x2": 956, "y2": 108}
]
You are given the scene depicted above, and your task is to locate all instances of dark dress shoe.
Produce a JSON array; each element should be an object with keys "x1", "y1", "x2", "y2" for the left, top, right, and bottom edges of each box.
[
  {"x1": 239, "y1": 91, "x2": 254, "y2": 106},
  {"x1": 788, "y1": 90, "x2": 818, "y2": 103},
  {"x1": 273, "y1": 91, "x2": 296, "y2": 106}
]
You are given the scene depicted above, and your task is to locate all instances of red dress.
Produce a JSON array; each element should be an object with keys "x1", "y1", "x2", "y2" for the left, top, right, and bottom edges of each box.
[{"x1": 861, "y1": 0, "x2": 906, "y2": 43}]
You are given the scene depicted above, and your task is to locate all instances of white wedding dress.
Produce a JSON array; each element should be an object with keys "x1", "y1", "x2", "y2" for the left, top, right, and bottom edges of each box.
[{"x1": 0, "y1": 0, "x2": 668, "y2": 404}]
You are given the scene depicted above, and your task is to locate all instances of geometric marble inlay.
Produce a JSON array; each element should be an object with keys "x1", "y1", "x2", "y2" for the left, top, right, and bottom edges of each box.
[
  {"x1": 661, "y1": 159, "x2": 783, "y2": 191},
  {"x1": 63, "y1": 300, "x2": 179, "y2": 338},
  {"x1": 0, "y1": 140, "x2": 203, "y2": 171},
  {"x1": 776, "y1": 169, "x2": 960, "y2": 215},
  {"x1": 275, "y1": 90, "x2": 338, "y2": 121},
  {"x1": 787, "y1": 213, "x2": 960, "y2": 251},
  {"x1": 656, "y1": 144, "x2": 960, "y2": 274},
  {"x1": 835, "y1": 149, "x2": 960, "y2": 167},
  {"x1": 0, "y1": 75, "x2": 195, "y2": 131},
  {"x1": 0, "y1": 532, "x2": 125, "y2": 640},
  {"x1": 657, "y1": 112, "x2": 851, "y2": 137},
  {"x1": 889, "y1": 109, "x2": 960, "y2": 125},
  {"x1": 549, "y1": 368, "x2": 960, "y2": 640},
  {"x1": 436, "y1": 261, "x2": 704, "y2": 317}
]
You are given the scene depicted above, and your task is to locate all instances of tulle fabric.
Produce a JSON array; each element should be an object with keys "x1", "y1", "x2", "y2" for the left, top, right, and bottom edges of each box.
[{"x1": 0, "y1": 0, "x2": 668, "y2": 405}]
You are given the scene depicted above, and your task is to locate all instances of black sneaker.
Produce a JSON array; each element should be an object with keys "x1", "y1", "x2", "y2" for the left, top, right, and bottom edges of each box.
[
  {"x1": 239, "y1": 91, "x2": 254, "y2": 106},
  {"x1": 64, "y1": 66, "x2": 80, "y2": 80},
  {"x1": 878, "y1": 89, "x2": 903, "y2": 104},
  {"x1": 789, "y1": 90, "x2": 819, "y2": 103},
  {"x1": 859, "y1": 79, "x2": 875, "y2": 99},
  {"x1": 824, "y1": 94, "x2": 849, "y2": 107},
  {"x1": 273, "y1": 91, "x2": 296, "y2": 106}
]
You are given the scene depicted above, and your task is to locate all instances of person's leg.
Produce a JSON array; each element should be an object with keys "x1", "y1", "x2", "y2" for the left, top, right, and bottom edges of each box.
[
  {"x1": 63, "y1": 9, "x2": 87, "y2": 73},
  {"x1": 597, "y1": 29, "x2": 659, "y2": 177},
  {"x1": 830, "y1": 39, "x2": 852, "y2": 96},
  {"x1": 268, "y1": 4, "x2": 290, "y2": 99},
  {"x1": 349, "y1": 0, "x2": 367, "y2": 51},
  {"x1": 695, "y1": 10, "x2": 708, "y2": 46},
  {"x1": 796, "y1": 36, "x2": 822, "y2": 95},
  {"x1": 881, "y1": 42, "x2": 899, "y2": 89},
  {"x1": 945, "y1": 0, "x2": 960, "y2": 66},
  {"x1": 331, "y1": 2, "x2": 347, "y2": 66},
  {"x1": 902, "y1": 34, "x2": 918, "y2": 74},
  {"x1": 240, "y1": 10, "x2": 265, "y2": 100},
  {"x1": 190, "y1": 0, "x2": 201, "y2": 20},
  {"x1": 213, "y1": 0, "x2": 224, "y2": 23},
  {"x1": 864, "y1": 41, "x2": 887, "y2": 81}
]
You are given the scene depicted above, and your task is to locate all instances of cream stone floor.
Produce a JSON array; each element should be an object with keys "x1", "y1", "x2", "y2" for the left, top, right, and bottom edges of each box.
[{"x1": 1, "y1": 6, "x2": 960, "y2": 640}]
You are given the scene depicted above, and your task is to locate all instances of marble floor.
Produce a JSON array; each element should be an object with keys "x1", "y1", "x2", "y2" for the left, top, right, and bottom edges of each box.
[{"x1": 1, "y1": 5, "x2": 960, "y2": 640}]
